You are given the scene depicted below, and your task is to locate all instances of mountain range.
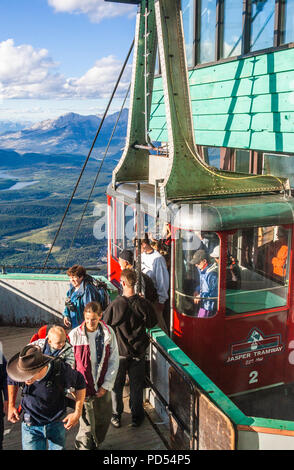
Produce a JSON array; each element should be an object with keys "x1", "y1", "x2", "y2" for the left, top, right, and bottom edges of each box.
[
  {"x1": 0, "y1": 109, "x2": 128, "y2": 156},
  {"x1": 0, "y1": 120, "x2": 32, "y2": 134}
]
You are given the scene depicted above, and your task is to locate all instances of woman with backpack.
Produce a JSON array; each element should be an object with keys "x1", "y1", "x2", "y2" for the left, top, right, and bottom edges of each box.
[{"x1": 63, "y1": 265, "x2": 109, "y2": 329}]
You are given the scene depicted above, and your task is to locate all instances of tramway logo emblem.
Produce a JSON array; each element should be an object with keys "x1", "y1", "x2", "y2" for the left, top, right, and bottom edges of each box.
[{"x1": 226, "y1": 328, "x2": 284, "y2": 365}]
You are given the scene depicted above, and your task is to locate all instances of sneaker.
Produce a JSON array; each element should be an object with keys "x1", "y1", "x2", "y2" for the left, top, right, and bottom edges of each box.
[{"x1": 111, "y1": 416, "x2": 121, "y2": 428}]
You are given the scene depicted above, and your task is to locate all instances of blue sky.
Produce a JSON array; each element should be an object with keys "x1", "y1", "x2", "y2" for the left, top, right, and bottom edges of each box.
[{"x1": 0, "y1": 0, "x2": 137, "y2": 122}]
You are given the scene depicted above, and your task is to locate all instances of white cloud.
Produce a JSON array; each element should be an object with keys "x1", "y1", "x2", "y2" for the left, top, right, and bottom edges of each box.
[
  {"x1": 0, "y1": 39, "x2": 64, "y2": 99},
  {"x1": 66, "y1": 55, "x2": 131, "y2": 98},
  {"x1": 48, "y1": 0, "x2": 136, "y2": 23},
  {"x1": 0, "y1": 39, "x2": 131, "y2": 100}
]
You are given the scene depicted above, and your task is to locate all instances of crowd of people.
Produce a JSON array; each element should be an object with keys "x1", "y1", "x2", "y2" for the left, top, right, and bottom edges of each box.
[
  {"x1": 1, "y1": 226, "x2": 244, "y2": 450},
  {"x1": 0, "y1": 224, "x2": 247, "y2": 450},
  {"x1": 0, "y1": 231, "x2": 171, "y2": 451},
  {"x1": 0, "y1": 226, "x2": 245, "y2": 450}
]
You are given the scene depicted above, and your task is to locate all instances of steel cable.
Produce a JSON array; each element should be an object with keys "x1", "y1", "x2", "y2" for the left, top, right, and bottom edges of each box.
[
  {"x1": 42, "y1": 39, "x2": 134, "y2": 271},
  {"x1": 63, "y1": 82, "x2": 131, "y2": 267}
]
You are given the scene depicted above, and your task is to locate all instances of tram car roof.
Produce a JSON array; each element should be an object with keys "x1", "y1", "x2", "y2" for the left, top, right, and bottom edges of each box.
[{"x1": 107, "y1": 182, "x2": 294, "y2": 232}]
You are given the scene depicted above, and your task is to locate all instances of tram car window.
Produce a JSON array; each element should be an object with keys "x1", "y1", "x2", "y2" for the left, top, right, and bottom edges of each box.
[
  {"x1": 124, "y1": 204, "x2": 135, "y2": 249},
  {"x1": 111, "y1": 199, "x2": 124, "y2": 259},
  {"x1": 226, "y1": 225, "x2": 291, "y2": 315},
  {"x1": 144, "y1": 213, "x2": 155, "y2": 236},
  {"x1": 110, "y1": 197, "x2": 115, "y2": 258},
  {"x1": 111, "y1": 199, "x2": 136, "y2": 259},
  {"x1": 175, "y1": 230, "x2": 220, "y2": 318}
]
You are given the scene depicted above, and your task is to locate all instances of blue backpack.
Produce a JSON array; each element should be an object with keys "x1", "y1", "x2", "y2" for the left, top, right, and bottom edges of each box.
[{"x1": 84, "y1": 275, "x2": 110, "y2": 311}]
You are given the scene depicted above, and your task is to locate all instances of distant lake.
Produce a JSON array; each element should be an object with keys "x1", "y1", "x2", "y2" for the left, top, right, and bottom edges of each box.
[
  {"x1": 0, "y1": 170, "x2": 38, "y2": 190},
  {"x1": 8, "y1": 181, "x2": 38, "y2": 190}
]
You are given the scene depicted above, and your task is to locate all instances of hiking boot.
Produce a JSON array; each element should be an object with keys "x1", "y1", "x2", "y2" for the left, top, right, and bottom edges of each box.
[
  {"x1": 111, "y1": 415, "x2": 121, "y2": 428},
  {"x1": 130, "y1": 416, "x2": 144, "y2": 427}
]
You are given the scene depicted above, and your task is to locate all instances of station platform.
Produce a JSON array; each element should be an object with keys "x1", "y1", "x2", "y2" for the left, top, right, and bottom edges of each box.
[{"x1": 0, "y1": 326, "x2": 167, "y2": 451}]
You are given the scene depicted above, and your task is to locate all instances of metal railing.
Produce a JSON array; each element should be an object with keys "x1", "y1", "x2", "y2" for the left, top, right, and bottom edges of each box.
[
  {"x1": 146, "y1": 333, "x2": 198, "y2": 450},
  {"x1": 0, "y1": 264, "x2": 107, "y2": 275}
]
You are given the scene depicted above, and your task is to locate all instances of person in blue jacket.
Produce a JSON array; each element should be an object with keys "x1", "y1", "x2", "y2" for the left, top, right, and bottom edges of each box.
[
  {"x1": 190, "y1": 249, "x2": 218, "y2": 318},
  {"x1": 63, "y1": 265, "x2": 99, "y2": 329}
]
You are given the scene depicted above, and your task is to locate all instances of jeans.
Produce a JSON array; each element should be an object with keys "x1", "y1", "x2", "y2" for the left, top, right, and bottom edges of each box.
[
  {"x1": 21, "y1": 421, "x2": 66, "y2": 450},
  {"x1": 111, "y1": 356, "x2": 145, "y2": 422}
]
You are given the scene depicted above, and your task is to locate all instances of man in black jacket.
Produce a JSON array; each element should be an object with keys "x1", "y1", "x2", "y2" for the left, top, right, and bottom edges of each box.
[{"x1": 103, "y1": 268, "x2": 155, "y2": 429}]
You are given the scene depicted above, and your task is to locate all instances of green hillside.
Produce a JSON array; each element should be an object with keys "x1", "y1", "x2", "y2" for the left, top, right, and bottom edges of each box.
[{"x1": 0, "y1": 150, "x2": 116, "y2": 274}]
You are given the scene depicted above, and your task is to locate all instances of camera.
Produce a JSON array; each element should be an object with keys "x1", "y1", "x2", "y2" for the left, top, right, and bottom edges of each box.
[{"x1": 65, "y1": 297, "x2": 76, "y2": 311}]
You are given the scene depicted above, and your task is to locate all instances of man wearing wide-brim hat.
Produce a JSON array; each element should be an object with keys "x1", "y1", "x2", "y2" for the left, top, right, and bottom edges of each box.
[{"x1": 6, "y1": 345, "x2": 86, "y2": 450}]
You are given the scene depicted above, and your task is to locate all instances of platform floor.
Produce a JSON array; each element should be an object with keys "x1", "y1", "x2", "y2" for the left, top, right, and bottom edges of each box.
[{"x1": 0, "y1": 326, "x2": 167, "y2": 451}]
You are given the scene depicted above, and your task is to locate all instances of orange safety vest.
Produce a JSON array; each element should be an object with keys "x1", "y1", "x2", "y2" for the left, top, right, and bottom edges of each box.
[{"x1": 272, "y1": 245, "x2": 288, "y2": 277}]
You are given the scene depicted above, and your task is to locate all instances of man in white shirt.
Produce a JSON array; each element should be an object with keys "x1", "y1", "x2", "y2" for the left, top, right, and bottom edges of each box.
[{"x1": 141, "y1": 236, "x2": 170, "y2": 332}]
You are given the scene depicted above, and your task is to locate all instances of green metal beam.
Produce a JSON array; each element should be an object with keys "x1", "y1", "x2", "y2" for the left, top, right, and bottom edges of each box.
[{"x1": 112, "y1": 0, "x2": 157, "y2": 185}]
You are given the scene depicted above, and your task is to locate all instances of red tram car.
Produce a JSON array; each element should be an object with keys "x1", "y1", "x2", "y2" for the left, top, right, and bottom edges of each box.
[{"x1": 107, "y1": 182, "x2": 294, "y2": 398}]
